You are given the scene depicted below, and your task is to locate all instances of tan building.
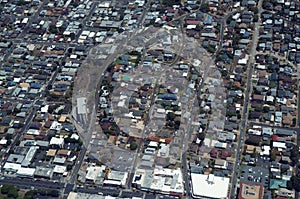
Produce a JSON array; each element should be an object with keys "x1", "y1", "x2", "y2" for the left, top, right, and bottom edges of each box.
[{"x1": 239, "y1": 182, "x2": 263, "y2": 199}]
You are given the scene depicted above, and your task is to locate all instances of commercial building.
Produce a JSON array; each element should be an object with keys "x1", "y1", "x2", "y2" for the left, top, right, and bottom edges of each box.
[
  {"x1": 191, "y1": 174, "x2": 230, "y2": 198},
  {"x1": 132, "y1": 168, "x2": 184, "y2": 196},
  {"x1": 86, "y1": 165, "x2": 105, "y2": 183},
  {"x1": 238, "y1": 182, "x2": 263, "y2": 199},
  {"x1": 104, "y1": 170, "x2": 128, "y2": 187},
  {"x1": 17, "y1": 167, "x2": 35, "y2": 177},
  {"x1": 34, "y1": 166, "x2": 54, "y2": 179},
  {"x1": 21, "y1": 146, "x2": 39, "y2": 167}
]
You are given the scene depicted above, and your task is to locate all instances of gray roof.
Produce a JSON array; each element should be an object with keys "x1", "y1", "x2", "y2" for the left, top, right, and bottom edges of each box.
[
  {"x1": 7, "y1": 154, "x2": 24, "y2": 164},
  {"x1": 274, "y1": 129, "x2": 294, "y2": 136}
]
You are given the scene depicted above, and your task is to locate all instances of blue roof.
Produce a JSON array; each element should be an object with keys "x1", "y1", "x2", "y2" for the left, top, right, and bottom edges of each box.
[
  {"x1": 30, "y1": 83, "x2": 42, "y2": 89},
  {"x1": 204, "y1": 16, "x2": 212, "y2": 24},
  {"x1": 269, "y1": 179, "x2": 287, "y2": 189},
  {"x1": 157, "y1": 94, "x2": 177, "y2": 100}
]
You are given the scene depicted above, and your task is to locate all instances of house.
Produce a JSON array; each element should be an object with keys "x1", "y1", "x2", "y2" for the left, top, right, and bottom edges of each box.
[
  {"x1": 246, "y1": 145, "x2": 255, "y2": 154},
  {"x1": 274, "y1": 129, "x2": 294, "y2": 136},
  {"x1": 50, "y1": 137, "x2": 64, "y2": 148},
  {"x1": 262, "y1": 128, "x2": 273, "y2": 137},
  {"x1": 210, "y1": 148, "x2": 218, "y2": 158},
  {"x1": 214, "y1": 159, "x2": 228, "y2": 170},
  {"x1": 218, "y1": 132, "x2": 236, "y2": 142},
  {"x1": 252, "y1": 94, "x2": 265, "y2": 102}
]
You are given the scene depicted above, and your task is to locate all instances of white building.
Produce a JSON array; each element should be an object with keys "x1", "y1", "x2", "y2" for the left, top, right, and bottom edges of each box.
[
  {"x1": 104, "y1": 170, "x2": 128, "y2": 187},
  {"x1": 132, "y1": 168, "x2": 184, "y2": 196},
  {"x1": 50, "y1": 137, "x2": 64, "y2": 148},
  {"x1": 86, "y1": 165, "x2": 105, "y2": 183},
  {"x1": 191, "y1": 174, "x2": 230, "y2": 198}
]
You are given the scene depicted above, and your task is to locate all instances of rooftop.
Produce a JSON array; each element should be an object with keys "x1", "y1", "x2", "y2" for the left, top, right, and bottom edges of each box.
[{"x1": 191, "y1": 173, "x2": 230, "y2": 198}]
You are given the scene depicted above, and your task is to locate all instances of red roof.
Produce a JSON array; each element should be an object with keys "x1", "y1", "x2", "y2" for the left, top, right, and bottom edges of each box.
[
  {"x1": 186, "y1": 20, "x2": 201, "y2": 25},
  {"x1": 167, "y1": 9, "x2": 175, "y2": 13},
  {"x1": 220, "y1": 150, "x2": 232, "y2": 159},
  {"x1": 272, "y1": 135, "x2": 279, "y2": 141},
  {"x1": 210, "y1": 148, "x2": 218, "y2": 158},
  {"x1": 161, "y1": 16, "x2": 167, "y2": 21}
]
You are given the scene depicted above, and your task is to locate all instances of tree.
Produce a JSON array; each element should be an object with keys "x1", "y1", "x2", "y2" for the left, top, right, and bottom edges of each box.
[
  {"x1": 48, "y1": 24, "x2": 59, "y2": 34},
  {"x1": 270, "y1": 153, "x2": 277, "y2": 161},
  {"x1": 24, "y1": 190, "x2": 36, "y2": 199},
  {"x1": 262, "y1": 106, "x2": 270, "y2": 113},
  {"x1": 67, "y1": 164, "x2": 73, "y2": 171},
  {"x1": 287, "y1": 180, "x2": 293, "y2": 190},
  {"x1": 291, "y1": 174, "x2": 300, "y2": 191},
  {"x1": 200, "y1": 3, "x2": 209, "y2": 12},
  {"x1": 249, "y1": 7, "x2": 259, "y2": 14},
  {"x1": 253, "y1": 14, "x2": 259, "y2": 22},
  {"x1": 174, "y1": 120, "x2": 180, "y2": 130},
  {"x1": 7, "y1": 188, "x2": 18, "y2": 198},
  {"x1": 245, "y1": 138, "x2": 260, "y2": 146},
  {"x1": 162, "y1": 0, "x2": 181, "y2": 6},
  {"x1": 48, "y1": 190, "x2": 59, "y2": 197},
  {"x1": 1, "y1": 184, "x2": 18, "y2": 198},
  {"x1": 292, "y1": 118, "x2": 297, "y2": 126},
  {"x1": 290, "y1": 145, "x2": 299, "y2": 166},
  {"x1": 70, "y1": 32, "x2": 76, "y2": 40},
  {"x1": 198, "y1": 133, "x2": 206, "y2": 140},
  {"x1": 166, "y1": 112, "x2": 176, "y2": 121},
  {"x1": 130, "y1": 142, "x2": 138, "y2": 150}
]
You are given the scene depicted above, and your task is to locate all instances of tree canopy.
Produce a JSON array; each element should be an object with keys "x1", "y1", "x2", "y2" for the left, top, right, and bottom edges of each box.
[{"x1": 130, "y1": 142, "x2": 138, "y2": 150}]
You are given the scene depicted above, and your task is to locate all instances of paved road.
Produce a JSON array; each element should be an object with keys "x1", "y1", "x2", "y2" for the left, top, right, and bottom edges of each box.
[
  {"x1": 77, "y1": 186, "x2": 121, "y2": 197},
  {"x1": 0, "y1": 177, "x2": 63, "y2": 191},
  {"x1": 295, "y1": 84, "x2": 300, "y2": 199},
  {"x1": 229, "y1": 0, "x2": 263, "y2": 197}
]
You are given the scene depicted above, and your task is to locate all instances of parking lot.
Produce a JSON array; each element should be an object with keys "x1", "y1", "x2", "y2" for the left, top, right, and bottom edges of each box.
[{"x1": 240, "y1": 164, "x2": 269, "y2": 187}]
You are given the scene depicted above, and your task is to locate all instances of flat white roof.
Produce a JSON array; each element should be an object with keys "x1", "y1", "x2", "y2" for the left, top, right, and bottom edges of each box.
[
  {"x1": 273, "y1": 141, "x2": 286, "y2": 149},
  {"x1": 86, "y1": 166, "x2": 103, "y2": 181},
  {"x1": 53, "y1": 165, "x2": 67, "y2": 174},
  {"x1": 4, "y1": 162, "x2": 21, "y2": 171},
  {"x1": 50, "y1": 137, "x2": 64, "y2": 145},
  {"x1": 191, "y1": 174, "x2": 229, "y2": 198},
  {"x1": 17, "y1": 167, "x2": 35, "y2": 176}
]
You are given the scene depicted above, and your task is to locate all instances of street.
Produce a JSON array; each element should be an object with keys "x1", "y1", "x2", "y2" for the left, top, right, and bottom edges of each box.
[{"x1": 229, "y1": 0, "x2": 263, "y2": 197}]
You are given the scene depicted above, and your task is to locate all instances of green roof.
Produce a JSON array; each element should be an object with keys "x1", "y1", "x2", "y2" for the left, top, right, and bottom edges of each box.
[
  {"x1": 269, "y1": 179, "x2": 287, "y2": 189},
  {"x1": 122, "y1": 75, "x2": 132, "y2": 82}
]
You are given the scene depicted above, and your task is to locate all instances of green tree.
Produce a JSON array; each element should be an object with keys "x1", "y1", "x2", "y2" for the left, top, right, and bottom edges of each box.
[
  {"x1": 67, "y1": 164, "x2": 73, "y2": 171},
  {"x1": 290, "y1": 145, "x2": 299, "y2": 166},
  {"x1": 48, "y1": 24, "x2": 58, "y2": 34},
  {"x1": 253, "y1": 14, "x2": 259, "y2": 22},
  {"x1": 292, "y1": 118, "x2": 297, "y2": 126},
  {"x1": 48, "y1": 190, "x2": 59, "y2": 197},
  {"x1": 262, "y1": 106, "x2": 270, "y2": 113},
  {"x1": 1, "y1": 184, "x2": 18, "y2": 198},
  {"x1": 291, "y1": 174, "x2": 300, "y2": 191},
  {"x1": 162, "y1": 0, "x2": 181, "y2": 6},
  {"x1": 166, "y1": 112, "x2": 176, "y2": 121},
  {"x1": 245, "y1": 138, "x2": 260, "y2": 146},
  {"x1": 200, "y1": 3, "x2": 209, "y2": 12},
  {"x1": 270, "y1": 153, "x2": 277, "y2": 161},
  {"x1": 130, "y1": 142, "x2": 138, "y2": 150},
  {"x1": 24, "y1": 190, "x2": 36, "y2": 199},
  {"x1": 7, "y1": 189, "x2": 18, "y2": 198}
]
